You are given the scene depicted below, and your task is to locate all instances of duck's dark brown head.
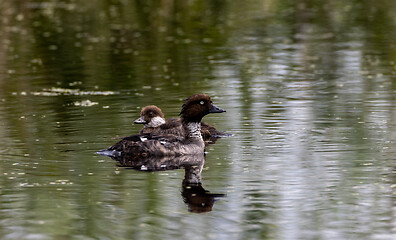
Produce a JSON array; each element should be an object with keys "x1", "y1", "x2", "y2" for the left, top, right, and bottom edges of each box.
[
  {"x1": 134, "y1": 105, "x2": 165, "y2": 126},
  {"x1": 179, "y1": 94, "x2": 225, "y2": 123}
]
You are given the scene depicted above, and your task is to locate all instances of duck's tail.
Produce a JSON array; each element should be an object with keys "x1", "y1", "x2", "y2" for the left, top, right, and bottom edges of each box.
[{"x1": 96, "y1": 149, "x2": 122, "y2": 157}]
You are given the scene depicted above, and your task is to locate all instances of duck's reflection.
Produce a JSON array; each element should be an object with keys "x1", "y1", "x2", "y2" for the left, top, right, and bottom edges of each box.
[
  {"x1": 111, "y1": 154, "x2": 225, "y2": 213},
  {"x1": 182, "y1": 182, "x2": 226, "y2": 213}
]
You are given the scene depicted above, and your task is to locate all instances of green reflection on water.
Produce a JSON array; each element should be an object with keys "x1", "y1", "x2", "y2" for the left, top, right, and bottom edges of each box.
[{"x1": 1, "y1": 0, "x2": 396, "y2": 239}]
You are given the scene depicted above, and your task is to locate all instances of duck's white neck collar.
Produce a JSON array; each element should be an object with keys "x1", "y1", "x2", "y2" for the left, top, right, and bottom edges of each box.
[
  {"x1": 145, "y1": 116, "x2": 165, "y2": 128},
  {"x1": 185, "y1": 122, "x2": 202, "y2": 139}
]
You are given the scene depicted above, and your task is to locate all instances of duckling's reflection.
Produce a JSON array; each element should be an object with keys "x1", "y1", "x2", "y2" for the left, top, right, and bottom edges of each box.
[{"x1": 112, "y1": 154, "x2": 225, "y2": 213}]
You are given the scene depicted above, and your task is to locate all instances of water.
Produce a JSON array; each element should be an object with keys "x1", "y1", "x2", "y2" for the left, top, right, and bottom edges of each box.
[{"x1": 1, "y1": 1, "x2": 396, "y2": 239}]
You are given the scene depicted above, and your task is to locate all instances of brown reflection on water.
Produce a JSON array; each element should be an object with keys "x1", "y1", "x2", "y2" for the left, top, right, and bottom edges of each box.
[{"x1": 111, "y1": 153, "x2": 225, "y2": 213}]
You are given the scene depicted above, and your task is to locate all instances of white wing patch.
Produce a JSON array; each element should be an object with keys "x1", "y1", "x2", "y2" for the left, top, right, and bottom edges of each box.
[
  {"x1": 141, "y1": 165, "x2": 148, "y2": 170},
  {"x1": 140, "y1": 136, "x2": 148, "y2": 142}
]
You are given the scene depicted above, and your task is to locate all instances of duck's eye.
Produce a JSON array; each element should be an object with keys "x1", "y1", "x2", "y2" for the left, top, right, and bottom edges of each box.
[{"x1": 199, "y1": 101, "x2": 205, "y2": 105}]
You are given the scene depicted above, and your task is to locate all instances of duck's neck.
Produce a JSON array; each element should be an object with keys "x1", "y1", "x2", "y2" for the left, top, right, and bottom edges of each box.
[
  {"x1": 184, "y1": 122, "x2": 202, "y2": 140},
  {"x1": 145, "y1": 117, "x2": 166, "y2": 128}
]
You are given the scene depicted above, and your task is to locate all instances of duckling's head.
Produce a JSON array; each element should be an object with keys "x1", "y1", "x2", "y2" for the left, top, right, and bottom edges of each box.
[
  {"x1": 134, "y1": 105, "x2": 165, "y2": 127},
  {"x1": 180, "y1": 94, "x2": 225, "y2": 123}
]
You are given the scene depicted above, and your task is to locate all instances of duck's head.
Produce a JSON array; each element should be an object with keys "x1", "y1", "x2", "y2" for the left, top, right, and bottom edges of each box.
[
  {"x1": 180, "y1": 94, "x2": 225, "y2": 123},
  {"x1": 134, "y1": 105, "x2": 166, "y2": 127}
]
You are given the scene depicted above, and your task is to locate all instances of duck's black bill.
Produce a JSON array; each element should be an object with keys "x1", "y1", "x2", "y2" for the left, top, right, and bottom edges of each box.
[
  {"x1": 209, "y1": 103, "x2": 226, "y2": 113},
  {"x1": 134, "y1": 116, "x2": 147, "y2": 124}
]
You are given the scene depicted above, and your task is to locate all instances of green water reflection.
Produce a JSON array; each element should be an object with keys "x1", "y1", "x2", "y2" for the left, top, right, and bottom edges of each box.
[{"x1": 0, "y1": 0, "x2": 396, "y2": 239}]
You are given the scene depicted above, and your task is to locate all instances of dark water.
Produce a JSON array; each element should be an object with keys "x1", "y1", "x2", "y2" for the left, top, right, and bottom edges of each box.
[{"x1": 1, "y1": 1, "x2": 396, "y2": 239}]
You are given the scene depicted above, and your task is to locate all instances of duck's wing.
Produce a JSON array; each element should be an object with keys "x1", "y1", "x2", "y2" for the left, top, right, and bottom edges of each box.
[{"x1": 97, "y1": 132, "x2": 185, "y2": 158}]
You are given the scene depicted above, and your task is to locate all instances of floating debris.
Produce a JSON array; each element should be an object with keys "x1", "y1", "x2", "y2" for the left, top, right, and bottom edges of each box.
[
  {"x1": 30, "y1": 87, "x2": 118, "y2": 96},
  {"x1": 49, "y1": 180, "x2": 73, "y2": 185},
  {"x1": 19, "y1": 183, "x2": 41, "y2": 187},
  {"x1": 74, "y1": 100, "x2": 98, "y2": 107},
  {"x1": 31, "y1": 91, "x2": 59, "y2": 96},
  {"x1": 69, "y1": 81, "x2": 82, "y2": 86}
]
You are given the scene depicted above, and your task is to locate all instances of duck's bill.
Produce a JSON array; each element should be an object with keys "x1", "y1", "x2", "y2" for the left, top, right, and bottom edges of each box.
[
  {"x1": 209, "y1": 103, "x2": 226, "y2": 113},
  {"x1": 134, "y1": 116, "x2": 147, "y2": 124}
]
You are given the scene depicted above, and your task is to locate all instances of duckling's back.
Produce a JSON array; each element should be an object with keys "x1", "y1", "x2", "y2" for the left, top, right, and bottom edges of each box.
[{"x1": 140, "y1": 118, "x2": 185, "y2": 136}]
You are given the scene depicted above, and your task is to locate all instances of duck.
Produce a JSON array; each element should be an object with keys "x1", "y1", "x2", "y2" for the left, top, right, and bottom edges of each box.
[
  {"x1": 96, "y1": 94, "x2": 226, "y2": 158},
  {"x1": 134, "y1": 105, "x2": 228, "y2": 143}
]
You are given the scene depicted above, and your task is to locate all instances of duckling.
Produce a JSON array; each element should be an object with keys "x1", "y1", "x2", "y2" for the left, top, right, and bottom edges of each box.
[
  {"x1": 97, "y1": 94, "x2": 225, "y2": 158},
  {"x1": 134, "y1": 105, "x2": 228, "y2": 142},
  {"x1": 134, "y1": 105, "x2": 184, "y2": 136}
]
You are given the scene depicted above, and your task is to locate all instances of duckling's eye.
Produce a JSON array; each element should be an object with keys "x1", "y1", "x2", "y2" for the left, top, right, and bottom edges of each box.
[{"x1": 199, "y1": 101, "x2": 205, "y2": 105}]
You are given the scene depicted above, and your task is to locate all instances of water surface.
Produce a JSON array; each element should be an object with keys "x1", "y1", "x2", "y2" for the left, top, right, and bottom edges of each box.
[{"x1": 0, "y1": 1, "x2": 396, "y2": 239}]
